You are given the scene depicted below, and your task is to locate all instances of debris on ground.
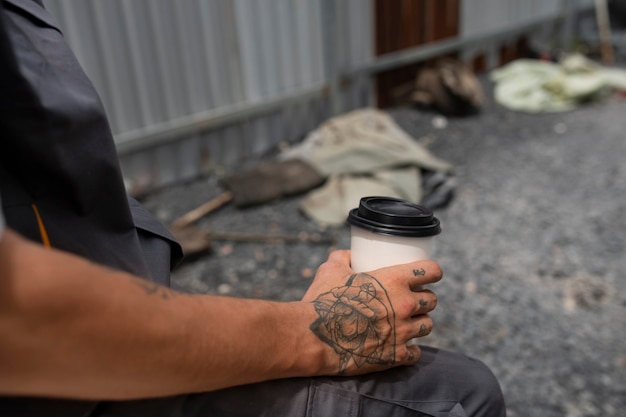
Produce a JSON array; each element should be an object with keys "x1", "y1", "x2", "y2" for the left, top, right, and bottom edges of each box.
[
  {"x1": 411, "y1": 57, "x2": 484, "y2": 115},
  {"x1": 490, "y1": 53, "x2": 626, "y2": 112},
  {"x1": 280, "y1": 108, "x2": 456, "y2": 226}
]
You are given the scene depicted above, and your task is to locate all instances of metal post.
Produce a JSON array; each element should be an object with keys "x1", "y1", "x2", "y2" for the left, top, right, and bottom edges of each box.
[
  {"x1": 560, "y1": 0, "x2": 577, "y2": 51},
  {"x1": 319, "y1": 0, "x2": 342, "y2": 116}
]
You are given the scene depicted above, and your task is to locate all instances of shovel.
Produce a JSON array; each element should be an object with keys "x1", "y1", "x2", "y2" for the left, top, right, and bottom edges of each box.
[{"x1": 169, "y1": 158, "x2": 328, "y2": 258}]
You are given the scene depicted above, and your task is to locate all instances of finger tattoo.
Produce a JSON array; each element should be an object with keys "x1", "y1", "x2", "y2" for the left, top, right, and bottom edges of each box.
[{"x1": 413, "y1": 268, "x2": 426, "y2": 276}]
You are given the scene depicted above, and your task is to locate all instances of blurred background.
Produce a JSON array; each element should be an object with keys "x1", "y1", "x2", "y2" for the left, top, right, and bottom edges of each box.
[{"x1": 44, "y1": 0, "x2": 606, "y2": 195}]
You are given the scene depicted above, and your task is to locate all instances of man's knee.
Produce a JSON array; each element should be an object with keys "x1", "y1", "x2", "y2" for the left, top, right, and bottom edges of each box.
[{"x1": 420, "y1": 346, "x2": 506, "y2": 417}]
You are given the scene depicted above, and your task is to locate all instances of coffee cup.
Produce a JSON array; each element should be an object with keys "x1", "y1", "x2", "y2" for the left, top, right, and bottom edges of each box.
[{"x1": 346, "y1": 196, "x2": 441, "y2": 272}]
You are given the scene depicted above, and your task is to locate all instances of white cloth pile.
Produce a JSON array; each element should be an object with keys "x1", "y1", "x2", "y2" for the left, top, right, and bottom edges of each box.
[{"x1": 490, "y1": 53, "x2": 626, "y2": 113}]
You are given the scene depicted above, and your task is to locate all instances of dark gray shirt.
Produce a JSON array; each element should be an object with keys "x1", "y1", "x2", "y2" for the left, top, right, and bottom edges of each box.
[{"x1": 0, "y1": 1, "x2": 181, "y2": 415}]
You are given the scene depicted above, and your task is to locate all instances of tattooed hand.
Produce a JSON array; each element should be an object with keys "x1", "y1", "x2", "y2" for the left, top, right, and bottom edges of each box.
[{"x1": 302, "y1": 250, "x2": 442, "y2": 375}]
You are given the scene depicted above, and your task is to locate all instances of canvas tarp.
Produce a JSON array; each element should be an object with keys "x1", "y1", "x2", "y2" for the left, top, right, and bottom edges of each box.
[{"x1": 280, "y1": 108, "x2": 454, "y2": 226}]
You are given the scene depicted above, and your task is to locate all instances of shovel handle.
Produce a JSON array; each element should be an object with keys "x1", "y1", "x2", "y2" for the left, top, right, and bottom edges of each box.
[{"x1": 171, "y1": 191, "x2": 233, "y2": 229}]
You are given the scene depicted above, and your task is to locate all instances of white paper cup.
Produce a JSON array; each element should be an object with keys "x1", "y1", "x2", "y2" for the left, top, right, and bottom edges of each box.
[
  {"x1": 350, "y1": 226, "x2": 434, "y2": 272},
  {"x1": 347, "y1": 197, "x2": 441, "y2": 346},
  {"x1": 347, "y1": 196, "x2": 441, "y2": 272}
]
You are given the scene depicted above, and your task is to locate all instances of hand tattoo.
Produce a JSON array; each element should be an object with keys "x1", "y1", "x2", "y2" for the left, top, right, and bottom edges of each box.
[
  {"x1": 310, "y1": 273, "x2": 396, "y2": 373},
  {"x1": 413, "y1": 268, "x2": 426, "y2": 276}
]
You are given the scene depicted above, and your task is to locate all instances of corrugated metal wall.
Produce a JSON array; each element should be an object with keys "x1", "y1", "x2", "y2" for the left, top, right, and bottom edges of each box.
[
  {"x1": 461, "y1": 0, "x2": 594, "y2": 67},
  {"x1": 42, "y1": 0, "x2": 587, "y2": 194},
  {"x1": 43, "y1": 0, "x2": 351, "y2": 194},
  {"x1": 462, "y1": 0, "x2": 562, "y2": 36}
]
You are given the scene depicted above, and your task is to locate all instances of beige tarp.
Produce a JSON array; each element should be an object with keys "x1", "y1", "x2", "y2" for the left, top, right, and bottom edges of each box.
[{"x1": 280, "y1": 108, "x2": 453, "y2": 226}]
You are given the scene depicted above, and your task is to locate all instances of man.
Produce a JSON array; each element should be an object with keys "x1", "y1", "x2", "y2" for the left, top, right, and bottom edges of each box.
[{"x1": 0, "y1": 1, "x2": 506, "y2": 416}]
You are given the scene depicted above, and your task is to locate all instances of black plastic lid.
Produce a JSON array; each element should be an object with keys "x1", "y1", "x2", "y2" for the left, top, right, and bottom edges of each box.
[{"x1": 346, "y1": 196, "x2": 441, "y2": 237}]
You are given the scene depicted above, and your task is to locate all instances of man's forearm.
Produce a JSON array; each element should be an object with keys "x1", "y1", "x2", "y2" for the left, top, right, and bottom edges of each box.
[{"x1": 0, "y1": 230, "x2": 327, "y2": 400}]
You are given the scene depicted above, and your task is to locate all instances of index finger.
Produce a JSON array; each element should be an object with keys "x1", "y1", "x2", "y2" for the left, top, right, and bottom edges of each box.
[
  {"x1": 406, "y1": 260, "x2": 443, "y2": 289},
  {"x1": 373, "y1": 259, "x2": 443, "y2": 289}
]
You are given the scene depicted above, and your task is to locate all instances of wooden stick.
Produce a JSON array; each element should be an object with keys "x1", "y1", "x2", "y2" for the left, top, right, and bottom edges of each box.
[
  {"x1": 170, "y1": 191, "x2": 233, "y2": 229},
  {"x1": 595, "y1": 0, "x2": 615, "y2": 66}
]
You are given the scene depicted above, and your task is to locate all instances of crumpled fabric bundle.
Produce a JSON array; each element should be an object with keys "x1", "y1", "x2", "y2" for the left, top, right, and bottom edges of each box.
[
  {"x1": 490, "y1": 53, "x2": 626, "y2": 113},
  {"x1": 280, "y1": 108, "x2": 454, "y2": 226},
  {"x1": 412, "y1": 57, "x2": 484, "y2": 115}
]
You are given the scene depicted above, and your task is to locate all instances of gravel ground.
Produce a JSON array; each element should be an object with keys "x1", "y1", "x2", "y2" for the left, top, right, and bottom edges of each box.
[{"x1": 141, "y1": 78, "x2": 626, "y2": 417}]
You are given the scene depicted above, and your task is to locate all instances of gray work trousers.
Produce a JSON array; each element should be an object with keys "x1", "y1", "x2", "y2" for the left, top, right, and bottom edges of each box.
[{"x1": 93, "y1": 346, "x2": 506, "y2": 417}]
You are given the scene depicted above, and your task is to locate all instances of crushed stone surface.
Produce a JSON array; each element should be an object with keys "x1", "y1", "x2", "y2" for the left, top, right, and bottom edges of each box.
[{"x1": 141, "y1": 78, "x2": 626, "y2": 417}]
